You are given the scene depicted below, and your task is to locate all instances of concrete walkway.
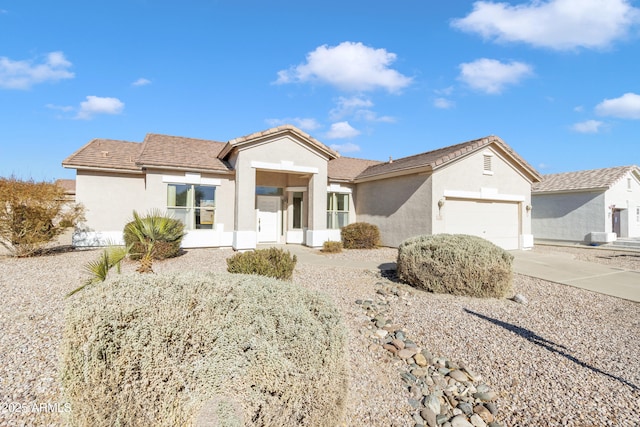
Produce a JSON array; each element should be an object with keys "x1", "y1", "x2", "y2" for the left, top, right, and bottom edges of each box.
[
  {"x1": 267, "y1": 244, "x2": 640, "y2": 303},
  {"x1": 511, "y1": 250, "x2": 640, "y2": 303}
]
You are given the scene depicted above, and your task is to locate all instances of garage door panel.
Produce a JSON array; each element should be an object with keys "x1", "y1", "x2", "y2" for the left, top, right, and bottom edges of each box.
[{"x1": 445, "y1": 199, "x2": 519, "y2": 250}]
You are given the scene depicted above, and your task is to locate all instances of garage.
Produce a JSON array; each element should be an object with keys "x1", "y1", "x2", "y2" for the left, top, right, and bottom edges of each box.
[{"x1": 444, "y1": 198, "x2": 521, "y2": 250}]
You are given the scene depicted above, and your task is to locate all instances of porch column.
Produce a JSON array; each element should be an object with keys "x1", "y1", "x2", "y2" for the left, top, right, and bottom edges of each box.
[
  {"x1": 305, "y1": 171, "x2": 329, "y2": 247},
  {"x1": 233, "y1": 160, "x2": 257, "y2": 251}
]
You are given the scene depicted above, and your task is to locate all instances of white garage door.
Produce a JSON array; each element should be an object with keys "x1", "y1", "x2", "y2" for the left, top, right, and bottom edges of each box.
[{"x1": 445, "y1": 199, "x2": 520, "y2": 250}]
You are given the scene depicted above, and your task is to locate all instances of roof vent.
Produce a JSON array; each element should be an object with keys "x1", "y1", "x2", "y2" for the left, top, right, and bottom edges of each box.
[
  {"x1": 389, "y1": 156, "x2": 393, "y2": 163},
  {"x1": 101, "y1": 151, "x2": 109, "y2": 157}
]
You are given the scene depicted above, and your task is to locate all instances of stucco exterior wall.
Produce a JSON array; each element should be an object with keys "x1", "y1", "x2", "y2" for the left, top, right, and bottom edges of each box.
[
  {"x1": 75, "y1": 170, "x2": 146, "y2": 232},
  {"x1": 356, "y1": 174, "x2": 432, "y2": 247},
  {"x1": 532, "y1": 192, "x2": 605, "y2": 242}
]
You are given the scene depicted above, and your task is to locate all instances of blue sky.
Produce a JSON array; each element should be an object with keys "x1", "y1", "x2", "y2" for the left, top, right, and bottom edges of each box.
[{"x1": 1, "y1": 0, "x2": 639, "y2": 181}]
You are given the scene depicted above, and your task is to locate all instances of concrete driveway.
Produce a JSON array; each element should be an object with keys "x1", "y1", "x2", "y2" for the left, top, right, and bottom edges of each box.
[{"x1": 511, "y1": 250, "x2": 640, "y2": 303}]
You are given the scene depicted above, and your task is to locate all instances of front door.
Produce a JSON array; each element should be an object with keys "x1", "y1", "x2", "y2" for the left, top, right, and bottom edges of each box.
[
  {"x1": 257, "y1": 196, "x2": 279, "y2": 242},
  {"x1": 613, "y1": 209, "x2": 622, "y2": 236}
]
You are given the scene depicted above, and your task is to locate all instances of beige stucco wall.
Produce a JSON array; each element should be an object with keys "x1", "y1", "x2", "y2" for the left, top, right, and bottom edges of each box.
[
  {"x1": 356, "y1": 173, "x2": 432, "y2": 247},
  {"x1": 75, "y1": 170, "x2": 147, "y2": 232}
]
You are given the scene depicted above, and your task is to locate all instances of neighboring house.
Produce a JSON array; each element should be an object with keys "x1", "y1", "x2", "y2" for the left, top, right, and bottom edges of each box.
[
  {"x1": 532, "y1": 166, "x2": 640, "y2": 244},
  {"x1": 55, "y1": 178, "x2": 76, "y2": 202},
  {"x1": 62, "y1": 125, "x2": 541, "y2": 251}
]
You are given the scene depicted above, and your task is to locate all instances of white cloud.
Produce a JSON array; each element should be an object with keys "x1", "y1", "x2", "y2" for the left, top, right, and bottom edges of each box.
[
  {"x1": 330, "y1": 142, "x2": 361, "y2": 154},
  {"x1": 75, "y1": 96, "x2": 125, "y2": 120},
  {"x1": 595, "y1": 92, "x2": 640, "y2": 119},
  {"x1": 132, "y1": 78, "x2": 151, "y2": 86},
  {"x1": 0, "y1": 51, "x2": 74, "y2": 89},
  {"x1": 452, "y1": 0, "x2": 640, "y2": 50},
  {"x1": 45, "y1": 103, "x2": 74, "y2": 112},
  {"x1": 571, "y1": 119, "x2": 604, "y2": 133},
  {"x1": 325, "y1": 121, "x2": 361, "y2": 139},
  {"x1": 264, "y1": 117, "x2": 321, "y2": 131},
  {"x1": 434, "y1": 97, "x2": 455, "y2": 109},
  {"x1": 574, "y1": 105, "x2": 585, "y2": 113},
  {"x1": 275, "y1": 41, "x2": 412, "y2": 93},
  {"x1": 328, "y1": 96, "x2": 395, "y2": 123},
  {"x1": 458, "y1": 58, "x2": 533, "y2": 94}
]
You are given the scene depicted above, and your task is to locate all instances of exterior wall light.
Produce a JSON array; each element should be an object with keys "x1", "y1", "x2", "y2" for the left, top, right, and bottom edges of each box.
[
  {"x1": 526, "y1": 204, "x2": 532, "y2": 212},
  {"x1": 438, "y1": 199, "x2": 445, "y2": 209}
]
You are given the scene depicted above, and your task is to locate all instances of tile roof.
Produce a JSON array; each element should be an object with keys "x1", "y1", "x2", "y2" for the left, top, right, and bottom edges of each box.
[
  {"x1": 54, "y1": 179, "x2": 76, "y2": 194},
  {"x1": 356, "y1": 135, "x2": 541, "y2": 181},
  {"x1": 137, "y1": 134, "x2": 230, "y2": 172},
  {"x1": 220, "y1": 125, "x2": 339, "y2": 160},
  {"x1": 532, "y1": 165, "x2": 640, "y2": 193},
  {"x1": 328, "y1": 156, "x2": 382, "y2": 181},
  {"x1": 62, "y1": 139, "x2": 142, "y2": 172}
]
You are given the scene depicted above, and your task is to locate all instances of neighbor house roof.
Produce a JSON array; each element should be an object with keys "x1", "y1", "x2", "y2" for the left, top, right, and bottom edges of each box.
[
  {"x1": 137, "y1": 134, "x2": 230, "y2": 172},
  {"x1": 328, "y1": 156, "x2": 383, "y2": 181},
  {"x1": 218, "y1": 125, "x2": 340, "y2": 160},
  {"x1": 532, "y1": 165, "x2": 640, "y2": 193},
  {"x1": 55, "y1": 178, "x2": 76, "y2": 195},
  {"x1": 62, "y1": 139, "x2": 143, "y2": 172},
  {"x1": 356, "y1": 135, "x2": 541, "y2": 182}
]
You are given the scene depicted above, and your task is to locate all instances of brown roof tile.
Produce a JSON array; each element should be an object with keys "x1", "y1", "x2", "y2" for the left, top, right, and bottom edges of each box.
[
  {"x1": 62, "y1": 139, "x2": 142, "y2": 172},
  {"x1": 328, "y1": 156, "x2": 382, "y2": 181},
  {"x1": 55, "y1": 178, "x2": 76, "y2": 194},
  {"x1": 138, "y1": 134, "x2": 230, "y2": 172},
  {"x1": 532, "y1": 165, "x2": 640, "y2": 193},
  {"x1": 357, "y1": 135, "x2": 541, "y2": 182}
]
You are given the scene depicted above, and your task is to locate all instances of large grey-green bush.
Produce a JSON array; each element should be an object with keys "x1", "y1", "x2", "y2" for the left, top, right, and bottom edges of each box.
[
  {"x1": 62, "y1": 272, "x2": 348, "y2": 427},
  {"x1": 396, "y1": 234, "x2": 513, "y2": 298}
]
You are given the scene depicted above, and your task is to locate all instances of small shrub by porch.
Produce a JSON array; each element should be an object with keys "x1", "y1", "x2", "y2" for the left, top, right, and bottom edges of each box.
[{"x1": 341, "y1": 222, "x2": 380, "y2": 249}]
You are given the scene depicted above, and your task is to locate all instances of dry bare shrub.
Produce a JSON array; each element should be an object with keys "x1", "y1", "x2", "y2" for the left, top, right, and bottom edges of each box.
[
  {"x1": 397, "y1": 234, "x2": 513, "y2": 298},
  {"x1": 340, "y1": 222, "x2": 380, "y2": 249},
  {"x1": 321, "y1": 240, "x2": 343, "y2": 253},
  {"x1": 62, "y1": 272, "x2": 347, "y2": 427},
  {"x1": 0, "y1": 176, "x2": 84, "y2": 256},
  {"x1": 226, "y1": 247, "x2": 297, "y2": 280}
]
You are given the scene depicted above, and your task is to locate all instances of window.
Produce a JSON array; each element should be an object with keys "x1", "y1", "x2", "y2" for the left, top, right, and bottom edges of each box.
[
  {"x1": 167, "y1": 184, "x2": 215, "y2": 230},
  {"x1": 292, "y1": 192, "x2": 303, "y2": 229},
  {"x1": 327, "y1": 193, "x2": 349, "y2": 229}
]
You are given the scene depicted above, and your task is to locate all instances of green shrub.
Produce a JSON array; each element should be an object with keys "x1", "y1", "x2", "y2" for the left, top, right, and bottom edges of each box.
[
  {"x1": 321, "y1": 240, "x2": 343, "y2": 253},
  {"x1": 226, "y1": 247, "x2": 297, "y2": 280},
  {"x1": 62, "y1": 272, "x2": 348, "y2": 427},
  {"x1": 123, "y1": 210, "x2": 185, "y2": 261},
  {"x1": 340, "y1": 222, "x2": 380, "y2": 249},
  {"x1": 396, "y1": 234, "x2": 513, "y2": 298}
]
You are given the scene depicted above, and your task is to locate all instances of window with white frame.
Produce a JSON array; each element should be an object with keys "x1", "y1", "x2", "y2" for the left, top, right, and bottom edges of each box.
[
  {"x1": 167, "y1": 184, "x2": 215, "y2": 230},
  {"x1": 327, "y1": 192, "x2": 349, "y2": 229}
]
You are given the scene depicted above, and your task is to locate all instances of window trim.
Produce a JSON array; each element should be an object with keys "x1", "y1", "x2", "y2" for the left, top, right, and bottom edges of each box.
[
  {"x1": 167, "y1": 183, "x2": 216, "y2": 230},
  {"x1": 327, "y1": 192, "x2": 349, "y2": 229}
]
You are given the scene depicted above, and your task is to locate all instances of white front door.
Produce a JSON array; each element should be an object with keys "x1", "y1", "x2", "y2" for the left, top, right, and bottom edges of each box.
[{"x1": 257, "y1": 196, "x2": 279, "y2": 242}]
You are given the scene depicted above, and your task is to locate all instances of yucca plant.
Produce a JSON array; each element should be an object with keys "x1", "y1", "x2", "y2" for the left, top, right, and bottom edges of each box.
[{"x1": 67, "y1": 244, "x2": 130, "y2": 297}]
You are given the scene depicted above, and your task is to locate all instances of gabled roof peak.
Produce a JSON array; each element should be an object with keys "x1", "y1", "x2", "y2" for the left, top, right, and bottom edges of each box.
[{"x1": 533, "y1": 165, "x2": 640, "y2": 193}]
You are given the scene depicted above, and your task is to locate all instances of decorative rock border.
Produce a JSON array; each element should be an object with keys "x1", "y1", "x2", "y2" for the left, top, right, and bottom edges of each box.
[{"x1": 356, "y1": 279, "x2": 505, "y2": 427}]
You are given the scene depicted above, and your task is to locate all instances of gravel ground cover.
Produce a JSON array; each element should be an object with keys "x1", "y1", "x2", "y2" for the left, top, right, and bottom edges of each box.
[{"x1": 1, "y1": 245, "x2": 638, "y2": 426}]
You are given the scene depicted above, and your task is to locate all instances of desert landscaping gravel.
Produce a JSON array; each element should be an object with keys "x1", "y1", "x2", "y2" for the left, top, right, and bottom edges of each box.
[{"x1": 1, "y1": 244, "x2": 639, "y2": 426}]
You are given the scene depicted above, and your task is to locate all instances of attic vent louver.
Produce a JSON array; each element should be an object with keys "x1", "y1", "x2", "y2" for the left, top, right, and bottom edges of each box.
[{"x1": 483, "y1": 154, "x2": 493, "y2": 174}]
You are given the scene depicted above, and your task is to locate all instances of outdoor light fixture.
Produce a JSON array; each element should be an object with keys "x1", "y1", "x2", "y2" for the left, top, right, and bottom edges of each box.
[
  {"x1": 526, "y1": 204, "x2": 532, "y2": 212},
  {"x1": 438, "y1": 198, "x2": 445, "y2": 209}
]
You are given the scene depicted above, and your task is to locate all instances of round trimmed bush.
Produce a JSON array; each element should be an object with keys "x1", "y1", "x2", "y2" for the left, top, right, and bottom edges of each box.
[
  {"x1": 226, "y1": 247, "x2": 297, "y2": 280},
  {"x1": 396, "y1": 234, "x2": 513, "y2": 298},
  {"x1": 340, "y1": 222, "x2": 380, "y2": 249},
  {"x1": 62, "y1": 272, "x2": 347, "y2": 427}
]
